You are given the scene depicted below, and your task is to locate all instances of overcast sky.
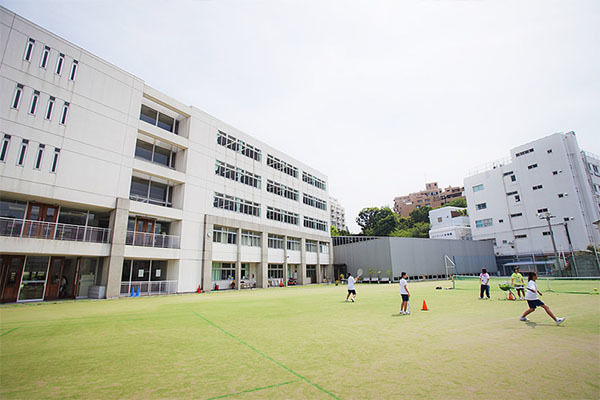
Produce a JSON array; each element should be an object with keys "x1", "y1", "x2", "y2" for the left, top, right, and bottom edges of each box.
[{"x1": 3, "y1": 0, "x2": 599, "y2": 232}]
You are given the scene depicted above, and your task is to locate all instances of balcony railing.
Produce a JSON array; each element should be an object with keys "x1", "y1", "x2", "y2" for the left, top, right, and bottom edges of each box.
[
  {"x1": 120, "y1": 280, "x2": 178, "y2": 296},
  {"x1": 125, "y1": 230, "x2": 180, "y2": 249},
  {"x1": 0, "y1": 217, "x2": 111, "y2": 243}
]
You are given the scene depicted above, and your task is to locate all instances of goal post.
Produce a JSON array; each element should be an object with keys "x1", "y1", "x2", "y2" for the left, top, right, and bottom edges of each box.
[{"x1": 444, "y1": 255, "x2": 457, "y2": 284}]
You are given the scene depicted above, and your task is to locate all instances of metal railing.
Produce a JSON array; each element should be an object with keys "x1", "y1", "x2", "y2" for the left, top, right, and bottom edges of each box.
[
  {"x1": 0, "y1": 217, "x2": 111, "y2": 243},
  {"x1": 467, "y1": 156, "x2": 512, "y2": 176},
  {"x1": 125, "y1": 231, "x2": 180, "y2": 249},
  {"x1": 129, "y1": 194, "x2": 172, "y2": 208},
  {"x1": 120, "y1": 280, "x2": 178, "y2": 296}
]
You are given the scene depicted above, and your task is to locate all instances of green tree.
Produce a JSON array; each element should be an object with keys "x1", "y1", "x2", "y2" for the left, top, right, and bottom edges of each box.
[
  {"x1": 409, "y1": 206, "x2": 432, "y2": 224},
  {"x1": 330, "y1": 225, "x2": 339, "y2": 236},
  {"x1": 443, "y1": 198, "x2": 467, "y2": 208},
  {"x1": 356, "y1": 207, "x2": 380, "y2": 234},
  {"x1": 357, "y1": 206, "x2": 398, "y2": 236}
]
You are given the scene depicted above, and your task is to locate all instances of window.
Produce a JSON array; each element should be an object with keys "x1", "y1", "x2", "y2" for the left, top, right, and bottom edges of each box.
[
  {"x1": 129, "y1": 177, "x2": 174, "y2": 207},
  {"x1": 55, "y1": 53, "x2": 65, "y2": 75},
  {"x1": 319, "y1": 242, "x2": 329, "y2": 254},
  {"x1": 139, "y1": 105, "x2": 179, "y2": 134},
  {"x1": 305, "y1": 240, "x2": 318, "y2": 252},
  {"x1": 24, "y1": 38, "x2": 35, "y2": 61},
  {"x1": 69, "y1": 60, "x2": 78, "y2": 80},
  {"x1": 552, "y1": 170, "x2": 559, "y2": 175},
  {"x1": 40, "y1": 46, "x2": 50, "y2": 68},
  {"x1": 213, "y1": 226, "x2": 237, "y2": 244},
  {"x1": 437, "y1": 217, "x2": 442, "y2": 223},
  {"x1": 547, "y1": 149, "x2": 553, "y2": 154},
  {"x1": 17, "y1": 139, "x2": 28, "y2": 166},
  {"x1": 532, "y1": 185, "x2": 543, "y2": 191},
  {"x1": 303, "y1": 216, "x2": 328, "y2": 231},
  {"x1": 34, "y1": 144, "x2": 44, "y2": 170},
  {"x1": 558, "y1": 193, "x2": 565, "y2": 198},
  {"x1": 506, "y1": 191, "x2": 517, "y2": 196},
  {"x1": 212, "y1": 262, "x2": 235, "y2": 281},
  {"x1": 472, "y1": 184, "x2": 484, "y2": 192},
  {"x1": 527, "y1": 163, "x2": 538, "y2": 170},
  {"x1": 268, "y1": 234, "x2": 284, "y2": 249},
  {"x1": 50, "y1": 148, "x2": 60, "y2": 172},
  {"x1": 510, "y1": 175, "x2": 517, "y2": 182},
  {"x1": 303, "y1": 193, "x2": 327, "y2": 210},
  {"x1": 241, "y1": 230, "x2": 261, "y2": 247},
  {"x1": 287, "y1": 237, "x2": 300, "y2": 251},
  {"x1": 59, "y1": 102, "x2": 69, "y2": 125},
  {"x1": 1, "y1": 135, "x2": 11, "y2": 162},
  {"x1": 502, "y1": 171, "x2": 514, "y2": 176},
  {"x1": 29, "y1": 90, "x2": 40, "y2": 115},
  {"x1": 268, "y1": 264, "x2": 284, "y2": 279},
  {"x1": 215, "y1": 161, "x2": 261, "y2": 188},
  {"x1": 476, "y1": 203, "x2": 487, "y2": 210},
  {"x1": 266, "y1": 206, "x2": 299, "y2": 225},
  {"x1": 537, "y1": 208, "x2": 548, "y2": 213},
  {"x1": 216, "y1": 131, "x2": 262, "y2": 162},
  {"x1": 302, "y1": 171, "x2": 326, "y2": 190},
  {"x1": 498, "y1": 219, "x2": 504, "y2": 223},
  {"x1": 136, "y1": 139, "x2": 177, "y2": 168},
  {"x1": 475, "y1": 218, "x2": 493, "y2": 228},
  {"x1": 515, "y1": 195, "x2": 520, "y2": 202},
  {"x1": 515, "y1": 148, "x2": 534, "y2": 157},
  {"x1": 510, "y1": 213, "x2": 522, "y2": 218},
  {"x1": 515, "y1": 234, "x2": 527, "y2": 239},
  {"x1": 45, "y1": 96, "x2": 55, "y2": 120},
  {"x1": 542, "y1": 231, "x2": 551, "y2": 236},
  {"x1": 267, "y1": 180, "x2": 298, "y2": 201},
  {"x1": 267, "y1": 154, "x2": 299, "y2": 178},
  {"x1": 12, "y1": 84, "x2": 24, "y2": 109},
  {"x1": 213, "y1": 192, "x2": 260, "y2": 217}
]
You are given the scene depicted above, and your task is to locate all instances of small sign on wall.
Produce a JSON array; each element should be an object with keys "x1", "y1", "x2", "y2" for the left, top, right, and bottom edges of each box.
[
  {"x1": 155, "y1": 269, "x2": 161, "y2": 278},
  {"x1": 138, "y1": 269, "x2": 144, "y2": 278}
]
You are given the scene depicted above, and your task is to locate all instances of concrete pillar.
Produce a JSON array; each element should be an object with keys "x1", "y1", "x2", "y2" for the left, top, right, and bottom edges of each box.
[
  {"x1": 105, "y1": 198, "x2": 129, "y2": 298},
  {"x1": 299, "y1": 237, "x2": 307, "y2": 285},
  {"x1": 316, "y1": 242, "x2": 322, "y2": 284},
  {"x1": 283, "y1": 235, "x2": 288, "y2": 285},
  {"x1": 201, "y1": 217, "x2": 214, "y2": 292},
  {"x1": 235, "y1": 227, "x2": 242, "y2": 290},
  {"x1": 257, "y1": 230, "x2": 268, "y2": 288}
]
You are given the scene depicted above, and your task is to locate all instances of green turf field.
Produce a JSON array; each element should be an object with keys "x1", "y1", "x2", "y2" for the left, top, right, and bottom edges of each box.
[{"x1": 1, "y1": 280, "x2": 599, "y2": 399}]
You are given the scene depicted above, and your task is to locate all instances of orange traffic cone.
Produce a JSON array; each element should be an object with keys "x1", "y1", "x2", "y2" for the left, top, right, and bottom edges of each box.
[
  {"x1": 197, "y1": 285, "x2": 202, "y2": 294},
  {"x1": 280, "y1": 279, "x2": 283, "y2": 287},
  {"x1": 508, "y1": 292, "x2": 515, "y2": 300},
  {"x1": 421, "y1": 300, "x2": 428, "y2": 311}
]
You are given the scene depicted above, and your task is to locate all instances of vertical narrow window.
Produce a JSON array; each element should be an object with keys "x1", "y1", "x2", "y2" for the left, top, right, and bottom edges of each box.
[
  {"x1": 69, "y1": 60, "x2": 78, "y2": 80},
  {"x1": 24, "y1": 38, "x2": 35, "y2": 61},
  {"x1": 34, "y1": 144, "x2": 45, "y2": 170},
  {"x1": 50, "y1": 148, "x2": 60, "y2": 173},
  {"x1": 0, "y1": 134, "x2": 11, "y2": 162},
  {"x1": 12, "y1": 84, "x2": 24, "y2": 109},
  {"x1": 40, "y1": 46, "x2": 50, "y2": 68},
  {"x1": 59, "y1": 102, "x2": 69, "y2": 125},
  {"x1": 45, "y1": 96, "x2": 55, "y2": 120},
  {"x1": 17, "y1": 139, "x2": 28, "y2": 167},
  {"x1": 29, "y1": 90, "x2": 40, "y2": 115},
  {"x1": 55, "y1": 53, "x2": 64, "y2": 75}
]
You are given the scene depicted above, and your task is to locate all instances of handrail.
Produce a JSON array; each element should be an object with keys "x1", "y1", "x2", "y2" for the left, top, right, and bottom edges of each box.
[
  {"x1": 125, "y1": 230, "x2": 180, "y2": 249},
  {"x1": 0, "y1": 217, "x2": 111, "y2": 243}
]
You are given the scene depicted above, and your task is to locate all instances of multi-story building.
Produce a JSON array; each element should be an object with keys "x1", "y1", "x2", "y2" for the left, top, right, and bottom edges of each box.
[
  {"x1": 428, "y1": 207, "x2": 471, "y2": 240},
  {"x1": 393, "y1": 182, "x2": 464, "y2": 218},
  {"x1": 464, "y1": 132, "x2": 600, "y2": 262},
  {"x1": 0, "y1": 7, "x2": 332, "y2": 303},
  {"x1": 329, "y1": 196, "x2": 347, "y2": 232}
]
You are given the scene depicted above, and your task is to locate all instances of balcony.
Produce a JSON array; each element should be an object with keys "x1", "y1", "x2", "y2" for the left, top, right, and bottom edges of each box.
[
  {"x1": 0, "y1": 217, "x2": 110, "y2": 243},
  {"x1": 125, "y1": 231, "x2": 180, "y2": 249}
]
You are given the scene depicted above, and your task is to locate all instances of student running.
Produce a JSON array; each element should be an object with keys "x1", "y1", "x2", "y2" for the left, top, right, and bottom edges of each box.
[
  {"x1": 345, "y1": 273, "x2": 357, "y2": 302},
  {"x1": 399, "y1": 272, "x2": 410, "y2": 315},
  {"x1": 520, "y1": 272, "x2": 565, "y2": 325}
]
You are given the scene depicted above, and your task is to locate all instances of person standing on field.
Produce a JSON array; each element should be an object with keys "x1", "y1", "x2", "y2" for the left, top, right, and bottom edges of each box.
[
  {"x1": 479, "y1": 268, "x2": 490, "y2": 299},
  {"x1": 520, "y1": 272, "x2": 565, "y2": 325},
  {"x1": 399, "y1": 272, "x2": 410, "y2": 315},
  {"x1": 345, "y1": 273, "x2": 357, "y2": 302},
  {"x1": 511, "y1": 267, "x2": 525, "y2": 300}
]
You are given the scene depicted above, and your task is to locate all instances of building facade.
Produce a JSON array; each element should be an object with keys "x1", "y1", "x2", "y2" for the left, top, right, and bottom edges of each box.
[
  {"x1": 393, "y1": 182, "x2": 464, "y2": 218},
  {"x1": 464, "y1": 132, "x2": 600, "y2": 261},
  {"x1": 428, "y1": 206, "x2": 471, "y2": 240},
  {"x1": 0, "y1": 8, "x2": 332, "y2": 303},
  {"x1": 329, "y1": 196, "x2": 347, "y2": 232}
]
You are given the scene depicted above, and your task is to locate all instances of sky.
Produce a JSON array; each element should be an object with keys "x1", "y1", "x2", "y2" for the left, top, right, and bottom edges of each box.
[{"x1": 3, "y1": 0, "x2": 598, "y2": 232}]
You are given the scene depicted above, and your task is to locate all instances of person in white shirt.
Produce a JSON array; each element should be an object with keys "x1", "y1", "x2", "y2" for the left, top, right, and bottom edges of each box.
[
  {"x1": 479, "y1": 268, "x2": 490, "y2": 299},
  {"x1": 520, "y1": 272, "x2": 565, "y2": 325},
  {"x1": 345, "y1": 273, "x2": 357, "y2": 302},
  {"x1": 399, "y1": 272, "x2": 410, "y2": 315}
]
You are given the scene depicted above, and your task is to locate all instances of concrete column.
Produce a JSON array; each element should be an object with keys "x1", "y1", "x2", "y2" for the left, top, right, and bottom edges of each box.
[
  {"x1": 298, "y1": 237, "x2": 307, "y2": 285},
  {"x1": 105, "y1": 198, "x2": 129, "y2": 298},
  {"x1": 235, "y1": 227, "x2": 242, "y2": 290},
  {"x1": 283, "y1": 235, "x2": 288, "y2": 285},
  {"x1": 201, "y1": 217, "x2": 214, "y2": 292},
  {"x1": 256, "y1": 230, "x2": 268, "y2": 288},
  {"x1": 316, "y1": 242, "x2": 322, "y2": 284}
]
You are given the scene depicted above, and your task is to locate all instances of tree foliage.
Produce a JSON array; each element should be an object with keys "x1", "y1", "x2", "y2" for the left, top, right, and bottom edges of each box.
[
  {"x1": 442, "y1": 198, "x2": 467, "y2": 208},
  {"x1": 356, "y1": 206, "x2": 431, "y2": 238},
  {"x1": 409, "y1": 206, "x2": 432, "y2": 224}
]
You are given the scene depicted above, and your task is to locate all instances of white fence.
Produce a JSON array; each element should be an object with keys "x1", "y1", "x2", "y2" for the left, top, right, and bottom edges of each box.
[
  {"x1": 120, "y1": 280, "x2": 178, "y2": 296},
  {"x1": 125, "y1": 231, "x2": 180, "y2": 249}
]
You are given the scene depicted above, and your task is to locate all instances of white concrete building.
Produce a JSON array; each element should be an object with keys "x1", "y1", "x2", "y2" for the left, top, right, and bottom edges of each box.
[
  {"x1": 428, "y1": 207, "x2": 471, "y2": 240},
  {"x1": 0, "y1": 7, "x2": 332, "y2": 303},
  {"x1": 329, "y1": 196, "x2": 347, "y2": 232},
  {"x1": 464, "y1": 132, "x2": 600, "y2": 259}
]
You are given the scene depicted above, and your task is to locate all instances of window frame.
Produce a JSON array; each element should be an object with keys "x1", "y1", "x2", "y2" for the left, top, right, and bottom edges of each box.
[
  {"x1": 0, "y1": 134, "x2": 11, "y2": 163},
  {"x1": 40, "y1": 46, "x2": 50, "y2": 68},
  {"x1": 55, "y1": 53, "x2": 65, "y2": 75},
  {"x1": 12, "y1": 84, "x2": 24, "y2": 109},
  {"x1": 16, "y1": 139, "x2": 28, "y2": 167},
  {"x1": 24, "y1": 38, "x2": 35, "y2": 62}
]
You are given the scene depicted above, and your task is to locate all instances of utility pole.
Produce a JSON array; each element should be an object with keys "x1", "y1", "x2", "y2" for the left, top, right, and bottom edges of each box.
[
  {"x1": 539, "y1": 212, "x2": 560, "y2": 273},
  {"x1": 563, "y1": 220, "x2": 578, "y2": 277}
]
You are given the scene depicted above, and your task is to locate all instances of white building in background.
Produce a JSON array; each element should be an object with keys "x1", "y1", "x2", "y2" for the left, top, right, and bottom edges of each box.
[
  {"x1": 0, "y1": 7, "x2": 332, "y2": 303},
  {"x1": 464, "y1": 132, "x2": 600, "y2": 258},
  {"x1": 329, "y1": 196, "x2": 347, "y2": 232},
  {"x1": 428, "y1": 207, "x2": 471, "y2": 240}
]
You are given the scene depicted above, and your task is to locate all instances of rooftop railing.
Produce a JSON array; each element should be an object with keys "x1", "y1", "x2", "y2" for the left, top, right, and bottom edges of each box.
[
  {"x1": 467, "y1": 156, "x2": 512, "y2": 177},
  {"x1": 0, "y1": 217, "x2": 111, "y2": 243},
  {"x1": 125, "y1": 230, "x2": 180, "y2": 249}
]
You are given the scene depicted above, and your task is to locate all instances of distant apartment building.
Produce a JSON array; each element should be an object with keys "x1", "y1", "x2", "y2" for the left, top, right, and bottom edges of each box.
[
  {"x1": 464, "y1": 132, "x2": 600, "y2": 260},
  {"x1": 0, "y1": 8, "x2": 332, "y2": 303},
  {"x1": 329, "y1": 197, "x2": 347, "y2": 232},
  {"x1": 393, "y1": 182, "x2": 464, "y2": 218},
  {"x1": 428, "y1": 207, "x2": 471, "y2": 240}
]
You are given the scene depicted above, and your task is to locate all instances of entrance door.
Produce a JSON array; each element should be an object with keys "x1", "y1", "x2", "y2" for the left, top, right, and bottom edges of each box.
[
  {"x1": 45, "y1": 257, "x2": 64, "y2": 300},
  {"x1": 18, "y1": 256, "x2": 50, "y2": 301},
  {"x1": 24, "y1": 203, "x2": 59, "y2": 239},
  {"x1": 0, "y1": 256, "x2": 25, "y2": 303},
  {"x1": 135, "y1": 218, "x2": 154, "y2": 246},
  {"x1": 59, "y1": 257, "x2": 80, "y2": 299}
]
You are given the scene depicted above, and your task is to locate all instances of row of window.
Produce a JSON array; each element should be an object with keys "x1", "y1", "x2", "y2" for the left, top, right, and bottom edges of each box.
[
  {"x1": 212, "y1": 226, "x2": 329, "y2": 252},
  {"x1": 11, "y1": 84, "x2": 70, "y2": 124},
  {"x1": 303, "y1": 216, "x2": 328, "y2": 232},
  {"x1": 130, "y1": 177, "x2": 174, "y2": 207},
  {"x1": 213, "y1": 192, "x2": 260, "y2": 217},
  {"x1": 211, "y1": 262, "x2": 322, "y2": 281},
  {"x1": 267, "y1": 180, "x2": 298, "y2": 201},
  {"x1": 266, "y1": 206, "x2": 299, "y2": 225},
  {"x1": 302, "y1": 193, "x2": 327, "y2": 210},
  {"x1": 0, "y1": 134, "x2": 60, "y2": 172},
  {"x1": 215, "y1": 160, "x2": 261, "y2": 189},
  {"x1": 267, "y1": 154, "x2": 298, "y2": 178},
  {"x1": 515, "y1": 148, "x2": 534, "y2": 157},
  {"x1": 135, "y1": 139, "x2": 177, "y2": 169},
  {"x1": 140, "y1": 105, "x2": 179, "y2": 134},
  {"x1": 302, "y1": 171, "x2": 326, "y2": 191},
  {"x1": 217, "y1": 131, "x2": 262, "y2": 162},
  {"x1": 23, "y1": 37, "x2": 78, "y2": 80}
]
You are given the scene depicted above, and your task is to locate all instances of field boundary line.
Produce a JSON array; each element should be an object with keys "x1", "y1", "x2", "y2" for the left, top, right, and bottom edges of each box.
[
  {"x1": 206, "y1": 379, "x2": 300, "y2": 400},
  {"x1": 192, "y1": 311, "x2": 340, "y2": 400},
  {"x1": 0, "y1": 327, "x2": 18, "y2": 337}
]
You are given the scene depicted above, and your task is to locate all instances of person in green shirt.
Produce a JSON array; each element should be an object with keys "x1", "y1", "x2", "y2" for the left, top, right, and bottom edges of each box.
[{"x1": 511, "y1": 267, "x2": 525, "y2": 300}]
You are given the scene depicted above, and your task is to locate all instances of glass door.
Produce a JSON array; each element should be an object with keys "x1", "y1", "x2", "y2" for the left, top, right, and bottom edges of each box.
[
  {"x1": 0, "y1": 256, "x2": 25, "y2": 303},
  {"x1": 24, "y1": 203, "x2": 59, "y2": 239},
  {"x1": 18, "y1": 256, "x2": 50, "y2": 301},
  {"x1": 44, "y1": 257, "x2": 64, "y2": 300},
  {"x1": 77, "y1": 258, "x2": 97, "y2": 298},
  {"x1": 135, "y1": 218, "x2": 154, "y2": 246}
]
